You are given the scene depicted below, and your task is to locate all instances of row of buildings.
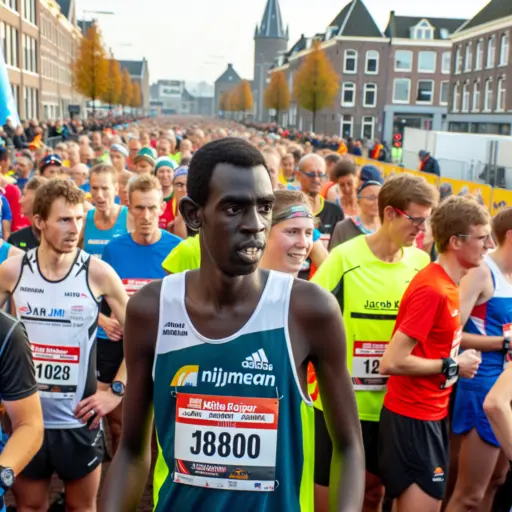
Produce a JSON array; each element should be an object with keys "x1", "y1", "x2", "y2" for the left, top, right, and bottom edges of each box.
[
  {"x1": 1, "y1": 0, "x2": 150, "y2": 121},
  {"x1": 214, "y1": 0, "x2": 512, "y2": 142}
]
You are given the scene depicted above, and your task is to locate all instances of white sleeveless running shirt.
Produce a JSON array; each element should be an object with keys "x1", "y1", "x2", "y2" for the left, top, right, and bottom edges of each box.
[{"x1": 13, "y1": 249, "x2": 100, "y2": 428}]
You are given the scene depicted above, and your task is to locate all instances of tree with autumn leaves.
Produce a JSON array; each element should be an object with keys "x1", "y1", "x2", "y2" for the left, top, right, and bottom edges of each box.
[
  {"x1": 219, "y1": 80, "x2": 254, "y2": 119},
  {"x1": 101, "y1": 54, "x2": 123, "y2": 111},
  {"x1": 263, "y1": 70, "x2": 290, "y2": 123},
  {"x1": 293, "y1": 40, "x2": 340, "y2": 131}
]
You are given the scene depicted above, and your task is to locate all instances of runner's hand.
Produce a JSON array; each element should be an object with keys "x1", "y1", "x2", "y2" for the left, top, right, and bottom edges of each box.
[
  {"x1": 455, "y1": 349, "x2": 481, "y2": 379},
  {"x1": 100, "y1": 315, "x2": 123, "y2": 341},
  {"x1": 74, "y1": 390, "x2": 122, "y2": 430}
]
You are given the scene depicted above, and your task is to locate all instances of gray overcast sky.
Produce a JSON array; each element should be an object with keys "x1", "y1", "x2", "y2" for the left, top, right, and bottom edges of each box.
[{"x1": 76, "y1": 0, "x2": 487, "y2": 84}]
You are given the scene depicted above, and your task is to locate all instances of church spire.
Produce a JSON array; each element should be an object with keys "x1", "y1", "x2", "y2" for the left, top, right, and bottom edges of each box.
[{"x1": 255, "y1": 0, "x2": 287, "y2": 39}]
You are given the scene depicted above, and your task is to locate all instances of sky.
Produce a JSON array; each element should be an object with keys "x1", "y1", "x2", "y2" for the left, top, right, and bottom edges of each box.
[{"x1": 75, "y1": 0, "x2": 488, "y2": 85}]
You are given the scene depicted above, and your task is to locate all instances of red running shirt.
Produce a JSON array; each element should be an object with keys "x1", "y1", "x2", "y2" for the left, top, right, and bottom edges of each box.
[{"x1": 384, "y1": 263, "x2": 462, "y2": 421}]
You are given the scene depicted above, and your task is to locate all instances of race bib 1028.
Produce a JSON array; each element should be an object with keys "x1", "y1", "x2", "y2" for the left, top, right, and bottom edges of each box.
[
  {"x1": 174, "y1": 393, "x2": 279, "y2": 492},
  {"x1": 31, "y1": 343, "x2": 80, "y2": 399}
]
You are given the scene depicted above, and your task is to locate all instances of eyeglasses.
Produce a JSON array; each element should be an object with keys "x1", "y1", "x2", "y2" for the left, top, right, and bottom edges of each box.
[
  {"x1": 358, "y1": 195, "x2": 379, "y2": 202},
  {"x1": 394, "y1": 207, "x2": 429, "y2": 227},
  {"x1": 299, "y1": 169, "x2": 325, "y2": 179},
  {"x1": 456, "y1": 234, "x2": 492, "y2": 245}
]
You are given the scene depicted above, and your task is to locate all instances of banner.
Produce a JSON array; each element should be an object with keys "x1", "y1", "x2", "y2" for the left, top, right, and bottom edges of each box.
[
  {"x1": 0, "y1": 43, "x2": 19, "y2": 126},
  {"x1": 439, "y1": 177, "x2": 492, "y2": 209},
  {"x1": 490, "y1": 188, "x2": 512, "y2": 216}
]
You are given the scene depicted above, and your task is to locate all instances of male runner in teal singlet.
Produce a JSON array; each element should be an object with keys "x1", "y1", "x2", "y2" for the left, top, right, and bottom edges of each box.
[{"x1": 100, "y1": 138, "x2": 364, "y2": 512}]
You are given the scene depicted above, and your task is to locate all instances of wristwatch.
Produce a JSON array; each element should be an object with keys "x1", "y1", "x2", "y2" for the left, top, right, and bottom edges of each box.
[
  {"x1": 502, "y1": 337, "x2": 510, "y2": 354},
  {"x1": 111, "y1": 381, "x2": 125, "y2": 397},
  {"x1": 0, "y1": 466, "x2": 14, "y2": 491},
  {"x1": 441, "y1": 357, "x2": 459, "y2": 379}
]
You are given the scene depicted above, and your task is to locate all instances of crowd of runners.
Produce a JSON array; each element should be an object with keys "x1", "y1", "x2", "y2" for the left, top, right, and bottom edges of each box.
[{"x1": 0, "y1": 116, "x2": 509, "y2": 512}]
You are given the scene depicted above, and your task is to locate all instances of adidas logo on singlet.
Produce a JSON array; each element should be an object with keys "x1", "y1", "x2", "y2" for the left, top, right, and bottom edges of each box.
[{"x1": 242, "y1": 349, "x2": 273, "y2": 371}]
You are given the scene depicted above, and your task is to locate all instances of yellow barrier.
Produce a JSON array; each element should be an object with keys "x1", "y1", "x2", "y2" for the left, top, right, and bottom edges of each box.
[{"x1": 354, "y1": 157, "x2": 508, "y2": 216}]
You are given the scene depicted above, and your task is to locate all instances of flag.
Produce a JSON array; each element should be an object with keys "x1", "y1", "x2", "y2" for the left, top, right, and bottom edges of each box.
[{"x1": 0, "y1": 44, "x2": 19, "y2": 126}]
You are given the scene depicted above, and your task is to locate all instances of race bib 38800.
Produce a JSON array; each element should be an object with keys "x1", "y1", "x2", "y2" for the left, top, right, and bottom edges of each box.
[{"x1": 174, "y1": 393, "x2": 279, "y2": 492}]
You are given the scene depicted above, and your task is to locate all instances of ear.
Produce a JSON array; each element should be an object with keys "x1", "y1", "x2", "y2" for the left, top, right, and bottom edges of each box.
[
  {"x1": 180, "y1": 197, "x2": 201, "y2": 231},
  {"x1": 383, "y1": 205, "x2": 396, "y2": 222},
  {"x1": 33, "y1": 214, "x2": 44, "y2": 232}
]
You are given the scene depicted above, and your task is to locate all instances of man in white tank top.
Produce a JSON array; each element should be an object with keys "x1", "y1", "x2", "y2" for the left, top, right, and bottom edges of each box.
[{"x1": 0, "y1": 179, "x2": 128, "y2": 512}]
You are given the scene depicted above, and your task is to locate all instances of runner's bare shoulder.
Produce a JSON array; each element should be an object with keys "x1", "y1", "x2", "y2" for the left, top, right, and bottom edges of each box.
[
  {"x1": 290, "y1": 278, "x2": 340, "y2": 322},
  {"x1": 0, "y1": 253, "x2": 25, "y2": 291}
]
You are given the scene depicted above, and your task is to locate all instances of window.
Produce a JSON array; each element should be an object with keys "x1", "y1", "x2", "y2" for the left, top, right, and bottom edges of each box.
[
  {"x1": 484, "y1": 79, "x2": 493, "y2": 111},
  {"x1": 487, "y1": 36, "x2": 496, "y2": 68},
  {"x1": 499, "y1": 32, "x2": 509, "y2": 66},
  {"x1": 417, "y1": 80, "x2": 434, "y2": 103},
  {"x1": 1, "y1": 0, "x2": 18, "y2": 12},
  {"x1": 22, "y1": 0, "x2": 36, "y2": 24},
  {"x1": 22, "y1": 34, "x2": 37, "y2": 72},
  {"x1": 0, "y1": 23, "x2": 19, "y2": 68},
  {"x1": 472, "y1": 82, "x2": 480, "y2": 112},
  {"x1": 341, "y1": 82, "x2": 356, "y2": 107},
  {"x1": 442, "y1": 52, "x2": 451, "y2": 74},
  {"x1": 361, "y1": 116, "x2": 375, "y2": 140},
  {"x1": 462, "y1": 83, "x2": 470, "y2": 112},
  {"x1": 440, "y1": 28, "x2": 450, "y2": 40},
  {"x1": 363, "y1": 83, "x2": 377, "y2": 107},
  {"x1": 412, "y1": 20, "x2": 434, "y2": 40},
  {"x1": 452, "y1": 83, "x2": 460, "y2": 112},
  {"x1": 341, "y1": 114, "x2": 353, "y2": 138},
  {"x1": 23, "y1": 86, "x2": 38, "y2": 119},
  {"x1": 395, "y1": 50, "x2": 412, "y2": 71},
  {"x1": 475, "y1": 39, "x2": 483, "y2": 70},
  {"x1": 365, "y1": 50, "x2": 379, "y2": 74},
  {"x1": 393, "y1": 78, "x2": 411, "y2": 103},
  {"x1": 418, "y1": 51, "x2": 436, "y2": 73},
  {"x1": 464, "y1": 43, "x2": 472, "y2": 71},
  {"x1": 454, "y1": 46, "x2": 462, "y2": 74},
  {"x1": 440, "y1": 81, "x2": 449, "y2": 105},
  {"x1": 497, "y1": 77, "x2": 506, "y2": 111},
  {"x1": 11, "y1": 84, "x2": 19, "y2": 112},
  {"x1": 344, "y1": 50, "x2": 357, "y2": 73}
]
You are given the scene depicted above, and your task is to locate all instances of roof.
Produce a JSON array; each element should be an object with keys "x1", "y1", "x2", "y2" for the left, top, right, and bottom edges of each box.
[
  {"x1": 55, "y1": 0, "x2": 73, "y2": 19},
  {"x1": 182, "y1": 89, "x2": 196, "y2": 102},
  {"x1": 461, "y1": 0, "x2": 512, "y2": 32},
  {"x1": 215, "y1": 63, "x2": 242, "y2": 84},
  {"x1": 118, "y1": 60, "x2": 144, "y2": 77},
  {"x1": 384, "y1": 14, "x2": 467, "y2": 39},
  {"x1": 328, "y1": 0, "x2": 382, "y2": 38},
  {"x1": 77, "y1": 19, "x2": 93, "y2": 34},
  {"x1": 255, "y1": 0, "x2": 288, "y2": 39},
  {"x1": 287, "y1": 34, "x2": 307, "y2": 56}
]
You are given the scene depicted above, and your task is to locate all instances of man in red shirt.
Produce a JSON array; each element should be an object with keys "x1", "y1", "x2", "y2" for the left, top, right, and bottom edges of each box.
[{"x1": 379, "y1": 196, "x2": 493, "y2": 512}]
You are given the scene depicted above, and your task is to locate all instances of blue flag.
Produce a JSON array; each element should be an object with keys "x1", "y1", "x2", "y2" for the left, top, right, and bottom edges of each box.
[{"x1": 0, "y1": 45, "x2": 19, "y2": 126}]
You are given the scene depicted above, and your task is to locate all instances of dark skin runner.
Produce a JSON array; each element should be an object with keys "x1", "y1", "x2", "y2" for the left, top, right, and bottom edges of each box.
[{"x1": 99, "y1": 162, "x2": 364, "y2": 512}]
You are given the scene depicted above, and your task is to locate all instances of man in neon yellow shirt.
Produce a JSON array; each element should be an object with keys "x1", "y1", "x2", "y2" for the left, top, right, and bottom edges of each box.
[
  {"x1": 162, "y1": 234, "x2": 200, "y2": 274},
  {"x1": 310, "y1": 174, "x2": 438, "y2": 512}
]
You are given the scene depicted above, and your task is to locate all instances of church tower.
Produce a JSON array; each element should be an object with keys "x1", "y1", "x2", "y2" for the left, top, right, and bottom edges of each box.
[{"x1": 253, "y1": 0, "x2": 289, "y2": 122}]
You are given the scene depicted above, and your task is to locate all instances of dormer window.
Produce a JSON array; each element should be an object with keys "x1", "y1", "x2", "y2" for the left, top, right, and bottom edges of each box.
[
  {"x1": 411, "y1": 20, "x2": 434, "y2": 40},
  {"x1": 440, "y1": 28, "x2": 450, "y2": 40}
]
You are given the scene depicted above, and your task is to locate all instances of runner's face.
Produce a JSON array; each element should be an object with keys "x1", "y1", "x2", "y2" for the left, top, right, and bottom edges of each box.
[
  {"x1": 38, "y1": 198, "x2": 84, "y2": 254},
  {"x1": 42, "y1": 165, "x2": 62, "y2": 178},
  {"x1": 264, "y1": 155, "x2": 280, "y2": 190},
  {"x1": 174, "y1": 176, "x2": 187, "y2": 203},
  {"x1": 129, "y1": 189, "x2": 164, "y2": 237},
  {"x1": 338, "y1": 174, "x2": 357, "y2": 198},
  {"x1": 135, "y1": 160, "x2": 153, "y2": 175},
  {"x1": 157, "y1": 140, "x2": 171, "y2": 157},
  {"x1": 110, "y1": 151, "x2": 126, "y2": 172},
  {"x1": 456, "y1": 223, "x2": 494, "y2": 269},
  {"x1": 388, "y1": 202, "x2": 432, "y2": 247},
  {"x1": 20, "y1": 189, "x2": 36, "y2": 217},
  {"x1": 90, "y1": 172, "x2": 117, "y2": 212},
  {"x1": 118, "y1": 185, "x2": 129, "y2": 206},
  {"x1": 156, "y1": 166, "x2": 174, "y2": 188},
  {"x1": 266, "y1": 217, "x2": 314, "y2": 275},
  {"x1": 358, "y1": 185, "x2": 380, "y2": 218},
  {"x1": 281, "y1": 156, "x2": 294, "y2": 177},
  {"x1": 129, "y1": 141, "x2": 141, "y2": 160},
  {"x1": 200, "y1": 164, "x2": 274, "y2": 276}
]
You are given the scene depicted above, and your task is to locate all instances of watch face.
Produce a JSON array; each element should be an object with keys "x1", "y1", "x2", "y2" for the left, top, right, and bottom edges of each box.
[
  {"x1": 112, "y1": 382, "x2": 124, "y2": 395},
  {"x1": 1, "y1": 468, "x2": 14, "y2": 487},
  {"x1": 447, "y1": 366, "x2": 459, "y2": 378}
]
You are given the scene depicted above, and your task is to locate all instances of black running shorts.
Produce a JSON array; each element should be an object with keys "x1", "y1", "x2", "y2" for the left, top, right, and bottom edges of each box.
[
  {"x1": 21, "y1": 426, "x2": 105, "y2": 481},
  {"x1": 378, "y1": 406, "x2": 449, "y2": 501},
  {"x1": 314, "y1": 407, "x2": 380, "y2": 486},
  {"x1": 96, "y1": 336, "x2": 124, "y2": 384}
]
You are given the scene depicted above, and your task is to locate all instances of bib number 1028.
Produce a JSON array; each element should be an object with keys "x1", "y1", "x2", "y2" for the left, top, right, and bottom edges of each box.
[
  {"x1": 190, "y1": 430, "x2": 261, "y2": 459},
  {"x1": 35, "y1": 364, "x2": 71, "y2": 381}
]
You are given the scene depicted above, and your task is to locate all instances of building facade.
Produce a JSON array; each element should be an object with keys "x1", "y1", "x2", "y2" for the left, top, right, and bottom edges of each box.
[
  {"x1": 119, "y1": 59, "x2": 150, "y2": 115},
  {"x1": 447, "y1": 0, "x2": 512, "y2": 135},
  {"x1": 214, "y1": 63, "x2": 242, "y2": 117},
  {"x1": 269, "y1": 0, "x2": 467, "y2": 142},
  {"x1": 0, "y1": 0, "x2": 83, "y2": 120},
  {"x1": 150, "y1": 79, "x2": 214, "y2": 116}
]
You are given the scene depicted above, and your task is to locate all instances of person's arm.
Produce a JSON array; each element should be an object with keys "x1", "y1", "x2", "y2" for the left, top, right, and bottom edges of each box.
[
  {"x1": 483, "y1": 366, "x2": 512, "y2": 460},
  {"x1": 99, "y1": 282, "x2": 159, "y2": 511},
  {"x1": 0, "y1": 321, "x2": 43, "y2": 474},
  {"x1": 74, "y1": 258, "x2": 129, "y2": 429},
  {"x1": 310, "y1": 247, "x2": 344, "y2": 294},
  {"x1": 309, "y1": 240, "x2": 328, "y2": 270},
  {"x1": 1, "y1": 196, "x2": 12, "y2": 240},
  {"x1": 0, "y1": 255, "x2": 23, "y2": 306},
  {"x1": 6, "y1": 245, "x2": 23, "y2": 259},
  {"x1": 290, "y1": 281, "x2": 364, "y2": 511}
]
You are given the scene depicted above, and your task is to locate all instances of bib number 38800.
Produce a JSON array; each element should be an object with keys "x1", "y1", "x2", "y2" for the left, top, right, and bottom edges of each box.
[{"x1": 174, "y1": 393, "x2": 279, "y2": 492}]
